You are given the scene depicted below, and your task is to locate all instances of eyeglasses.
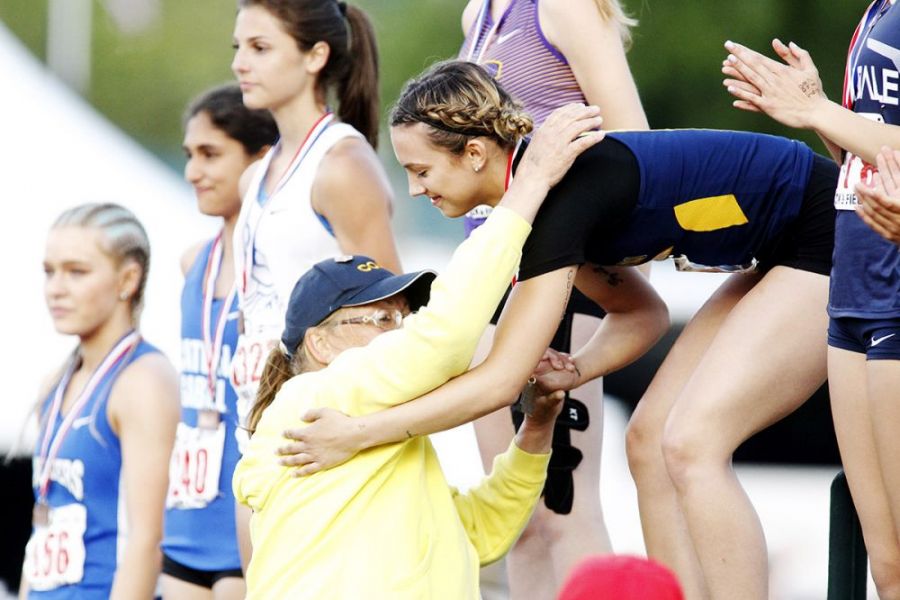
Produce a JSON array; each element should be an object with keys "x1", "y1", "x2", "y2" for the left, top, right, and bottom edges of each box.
[{"x1": 335, "y1": 308, "x2": 405, "y2": 330}]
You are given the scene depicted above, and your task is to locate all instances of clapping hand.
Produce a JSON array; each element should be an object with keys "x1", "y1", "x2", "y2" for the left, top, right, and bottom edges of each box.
[
  {"x1": 856, "y1": 147, "x2": 900, "y2": 245},
  {"x1": 722, "y1": 39, "x2": 827, "y2": 129}
]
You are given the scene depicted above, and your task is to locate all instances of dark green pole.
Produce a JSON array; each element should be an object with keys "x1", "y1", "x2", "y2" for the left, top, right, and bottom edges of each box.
[{"x1": 827, "y1": 471, "x2": 867, "y2": 600}]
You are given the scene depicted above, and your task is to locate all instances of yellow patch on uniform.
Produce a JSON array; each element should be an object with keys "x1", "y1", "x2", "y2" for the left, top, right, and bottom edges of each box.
[{"x1": 673, "y1": 195, "x2": 748, "y2": 232}]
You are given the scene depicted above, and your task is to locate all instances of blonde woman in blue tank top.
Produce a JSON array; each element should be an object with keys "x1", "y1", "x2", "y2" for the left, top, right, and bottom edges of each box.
[{"x1": 23, "y1": 204, "x2": 179, "y2": 599}]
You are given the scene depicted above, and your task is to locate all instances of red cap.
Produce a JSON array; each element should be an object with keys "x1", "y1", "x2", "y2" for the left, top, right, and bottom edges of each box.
[{"x1": 558, "y1": 555, "x2": 684, "y2": 600}]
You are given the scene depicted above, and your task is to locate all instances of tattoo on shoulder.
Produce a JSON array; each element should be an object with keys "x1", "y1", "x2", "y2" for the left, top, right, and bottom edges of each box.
[
  {"x1": 406, "y1": 430, "x2": 413, "y2": 440},
  {"x1": 592, "y1": 265, "x2": 623, "y2": 287}
]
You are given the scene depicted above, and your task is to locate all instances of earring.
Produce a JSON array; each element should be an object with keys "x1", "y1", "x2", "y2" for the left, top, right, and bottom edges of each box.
[
  {"x1": 119, "y1": 292, "x2": 129, "y2": 301},
  {"x1": 473, "y1": 164, "x2": 481, "y2": 173}
]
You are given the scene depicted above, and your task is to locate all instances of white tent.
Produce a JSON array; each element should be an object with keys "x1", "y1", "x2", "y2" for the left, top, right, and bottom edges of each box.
[{"x1": 0, "y1": 23, "x2": 216, "y2": 452}]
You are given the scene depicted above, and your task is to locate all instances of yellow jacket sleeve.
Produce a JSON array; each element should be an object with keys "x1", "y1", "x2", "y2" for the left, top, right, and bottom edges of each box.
[
  {"x1": 451, "y1": 440, "x2": 550, "y2": 566},
  {"x1": 279, "y1": 206, "x2": 531, "y2": 417},
  {"x1": 235, "y1": 207, "x2": 530, "y2": 509}
]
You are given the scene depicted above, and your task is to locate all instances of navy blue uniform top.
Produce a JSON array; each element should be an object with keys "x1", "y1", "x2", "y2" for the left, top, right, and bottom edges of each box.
[
  {"x1": 518, "y1": 129, "x2": 814, "y2": 281},
  {"x1": 161, "y1": 238, "x2": 242, "y2": 571},
  {"x1": 829, "y1": 0, "x2": 900, "y2": 319}
]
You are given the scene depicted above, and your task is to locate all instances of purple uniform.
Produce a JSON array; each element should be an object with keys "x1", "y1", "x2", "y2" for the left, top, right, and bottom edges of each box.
[{"x1": 460, "y1": 0, "x2": 587, "y2": 235}]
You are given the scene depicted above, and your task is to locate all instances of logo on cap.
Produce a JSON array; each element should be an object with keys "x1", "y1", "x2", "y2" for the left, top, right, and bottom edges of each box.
[{"x1": 357, "y1": 261, "x2": 381, "y2": 272}]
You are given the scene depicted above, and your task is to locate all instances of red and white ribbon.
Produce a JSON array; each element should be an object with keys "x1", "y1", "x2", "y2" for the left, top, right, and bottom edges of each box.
[
  {"x1": 240, "y1": 112, "x2": 335, "y2": 297},
  {"x1": 201, "y1": 232, "x2": 237, "y2": 406},
  {"x1": 36, "y1": 331, "x2": 141, "y2": 501}
]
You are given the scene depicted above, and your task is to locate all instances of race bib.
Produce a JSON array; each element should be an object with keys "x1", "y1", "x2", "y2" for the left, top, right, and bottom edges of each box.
[
  {"x1": 231, "y1": 334, "x2": 277, "y2": 405},
  {"x1": 835, "y1": 113, "x2": 883, "y2": 210},
  {"x1": 231, "y1": 334, "x2": 277, "y2": 453},
  {"x1": 166, "y1": 421, "x2": 226, "y2": 510},
  {"x1": 24, "y1": 503, "x2": 87, "y2": 591}
]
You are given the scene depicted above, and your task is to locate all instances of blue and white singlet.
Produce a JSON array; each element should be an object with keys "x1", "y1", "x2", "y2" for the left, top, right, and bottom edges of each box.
[
  {"x1": 27, "y1": 339, "x2": 157, "y2": 599},
  {"x1": 162, "y1": 237, "x2": 242, "y2": 572}
]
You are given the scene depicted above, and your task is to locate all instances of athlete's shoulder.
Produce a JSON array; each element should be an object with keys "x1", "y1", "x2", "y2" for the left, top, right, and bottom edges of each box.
[
  {"x1": 461, "y1": 0, "x2": 481, "y2": 34},
  {"x1": 180, "y1": 240, "x2": 208, "y2": 276},
  {"x1": 113, "y1": 348, "x2": 177, "y2": 399},
  {"x1": 108, "y1": 348, "x2": 179, "y2": 429},
  {"x1": 239, "y1": 158, "x2": 266, "y2": 200},
  {"x1": 317, "y1": 136, "x2": 384, "y2": 187},
  {"x1": 314, "y1": 137, "x2": 391, "y2": 213},
  {"x1": 35, "y1": 361, "x2": 69, "y2": 405},
  {"x1": 540, "y1": 0, "x2": 610, "y2": 33}
]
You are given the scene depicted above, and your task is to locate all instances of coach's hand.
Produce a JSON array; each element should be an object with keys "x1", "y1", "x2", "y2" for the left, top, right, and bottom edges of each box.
[
  {"x1": 517, "y1": 103, "x2": 605, "y2": 189},
  {"x1": 277, "y1": 408, "x2": 361, "y2": 476}
]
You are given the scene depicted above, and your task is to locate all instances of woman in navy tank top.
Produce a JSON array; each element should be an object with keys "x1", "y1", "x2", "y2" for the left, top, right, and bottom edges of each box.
[
  {"x1": 724, "y1": 3, "x2": 900, "y2": 597},
  {"x1": 159, "y1": 86, "x2": 276, "y2": 600},
  {"x1": 24, "y1": 204, "x2": 179, "y2": 599}
]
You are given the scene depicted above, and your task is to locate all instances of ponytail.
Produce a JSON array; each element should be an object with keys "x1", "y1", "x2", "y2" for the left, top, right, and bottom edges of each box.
[
  {"x1": 247, "y1": 344, "x2": 311, "y2": 436},
  {"x1": 338, "y1": 4, "x2": 379, "y2": 148}
]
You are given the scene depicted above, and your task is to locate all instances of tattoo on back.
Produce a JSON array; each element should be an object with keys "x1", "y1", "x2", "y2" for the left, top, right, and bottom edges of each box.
[{"x1": 592, "y1": 265, "x2": 623, "y2": 287}]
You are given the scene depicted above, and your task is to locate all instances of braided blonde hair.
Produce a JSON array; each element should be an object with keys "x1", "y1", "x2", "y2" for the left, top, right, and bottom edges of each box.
[
  {"x1": 53, "y1": 203, "x2": 150, "y2": 323},
  {"x1": 390, "y1": 61, "x2": 533, "y2": 154}
]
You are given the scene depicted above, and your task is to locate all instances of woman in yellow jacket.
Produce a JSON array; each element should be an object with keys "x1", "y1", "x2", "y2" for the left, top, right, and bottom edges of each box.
[{"x1": 232, "y1": 105, "x2": 604, "y2": 599}]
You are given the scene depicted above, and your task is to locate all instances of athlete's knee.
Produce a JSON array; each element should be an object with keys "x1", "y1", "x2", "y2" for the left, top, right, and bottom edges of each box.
[
  {"x1": 660, "y1": 420, "x2": 718, "y2": 493},
  {"x1": 624, "y1": 409, "x2": 664, "y2": 479},
  {"x1": 512, "y1": 511, "x2": 548, "y2": 554},
  {"x1": 870, "y1": 553, "x2": 900, "y2": 600},
  {"x1": 538, "y1": 506, "x2": 601, "y2": 549}
]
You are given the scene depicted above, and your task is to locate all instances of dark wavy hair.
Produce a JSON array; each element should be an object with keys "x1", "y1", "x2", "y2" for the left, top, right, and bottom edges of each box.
[{"x1": 184, "y1": 84, "x2": 278, "y2": 155}]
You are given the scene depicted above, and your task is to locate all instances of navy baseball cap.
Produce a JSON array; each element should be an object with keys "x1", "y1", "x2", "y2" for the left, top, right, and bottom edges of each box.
[{"x1": 280, "y1": 255, "x2": 436, "y2": 356}]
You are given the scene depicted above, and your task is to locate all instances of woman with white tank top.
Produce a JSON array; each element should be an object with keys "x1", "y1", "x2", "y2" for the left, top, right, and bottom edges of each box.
[{"x1": 229, "y1": 0, "x2": 401, "y2": 568}]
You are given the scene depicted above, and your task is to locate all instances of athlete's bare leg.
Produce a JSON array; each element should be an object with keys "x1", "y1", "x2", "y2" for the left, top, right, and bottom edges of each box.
[
  {"x1": 830, "y1": 349, "x2": 900, "y2": 598},
  {"x1": 161, "y1": 574, "x2": 245, "y2": 600},
  {"x1": 627, "y1": 272, "x2": 757, "y2": 600},
  {"x1": 234, "y1": 502, "x2": 252, "y2": 573},
  {"x1": 161, "y1": 575, "x2": 212, "y2": 600},
  {"x1": 472, "y1": 315, "x2": 611, "y2": 600},
  {"x1": 661, "y1": 266, "x2": 827, "y2": 599},
  {"x1": 211, "y1": 577, "x2": 246, "y2": 600}
]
